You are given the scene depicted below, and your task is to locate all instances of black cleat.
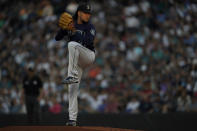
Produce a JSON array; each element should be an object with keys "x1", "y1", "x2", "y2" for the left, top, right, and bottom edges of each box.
[
  {"x1": 66, "y1": 120, "x2": 77, "y2": 126},
  {"x1": 62, "y1": 76, "x2": 79, "y2": 84}
]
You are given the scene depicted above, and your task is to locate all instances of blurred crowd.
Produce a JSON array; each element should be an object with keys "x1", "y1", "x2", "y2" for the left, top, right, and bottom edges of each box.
[{"x1": 1, "y1": 0, "x2": 197, "y2": 115}]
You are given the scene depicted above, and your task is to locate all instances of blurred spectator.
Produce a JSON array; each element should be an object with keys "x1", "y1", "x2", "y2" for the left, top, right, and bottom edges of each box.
[
  {"x1": 105, "y1": 94, "x2": 119, "y2": 113},
  {"x1": 177, "y1": 89, "x2": 192, "y2": 112},
  {"x1": 189, "y1": 97, "x2": 197, "y2": 112},
  {"x1": 10, "y1": 99, "x2": 21, "y2": 113},
  {"x1": 126, "y1": 96, "x2": 140, "y2": 113},
  {"x1": 40, "y1": 97, "x2": 50, "y2": 113},
  {"x1": 139, "y1": 95, "x2": 153, "y2": 113},
  {"x1": 49, "y1": 95, "x2": 62, "y2": 114}
]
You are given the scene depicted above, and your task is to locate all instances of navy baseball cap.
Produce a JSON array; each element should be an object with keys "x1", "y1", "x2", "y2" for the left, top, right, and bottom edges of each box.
[{"x1": 77, "y1": 3, "x2": 91, "y2": 14}]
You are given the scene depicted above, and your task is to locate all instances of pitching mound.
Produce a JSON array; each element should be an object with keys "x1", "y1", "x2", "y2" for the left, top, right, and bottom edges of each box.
[{"x1": 0, "y1": 126, "x2": 142, "y2": 131}]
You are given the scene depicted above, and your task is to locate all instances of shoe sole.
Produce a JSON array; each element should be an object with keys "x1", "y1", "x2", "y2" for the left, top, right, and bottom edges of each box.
[
  {"x1": 66, "y1": 124, "x2": 77, "y2": 126},
  {"x1": 62, "y1": 81, "x2": 79, "y2": 84}
]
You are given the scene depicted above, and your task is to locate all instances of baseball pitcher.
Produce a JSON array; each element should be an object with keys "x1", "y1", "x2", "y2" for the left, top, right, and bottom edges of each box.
[{"x1": 55, "y1": 2, "x2": 96, "y2": 126}]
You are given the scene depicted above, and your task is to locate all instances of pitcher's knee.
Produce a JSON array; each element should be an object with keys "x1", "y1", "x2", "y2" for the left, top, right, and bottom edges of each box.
[{"x1": 68, "y1": 41, "x2": 78, "y2": 49}]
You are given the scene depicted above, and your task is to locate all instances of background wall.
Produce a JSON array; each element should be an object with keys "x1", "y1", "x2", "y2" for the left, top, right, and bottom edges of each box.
[{"x1": 0, "y1": 112, "x2": 196, "y2": 131}]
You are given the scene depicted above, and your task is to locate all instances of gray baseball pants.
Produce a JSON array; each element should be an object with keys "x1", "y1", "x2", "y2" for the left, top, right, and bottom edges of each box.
[{"x1": 67, "y1": 41, "x2": 95, "y2": 121}]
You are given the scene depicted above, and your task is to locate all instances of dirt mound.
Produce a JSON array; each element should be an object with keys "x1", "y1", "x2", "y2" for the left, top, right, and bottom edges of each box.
[{"x1": 0, "y1": 126, "x2": 142, "y2": 131}]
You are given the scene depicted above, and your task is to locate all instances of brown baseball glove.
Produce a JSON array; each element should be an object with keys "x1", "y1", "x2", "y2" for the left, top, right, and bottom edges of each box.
[{"x1": 58, "y1": 12, "x2": 75, "y2": 31}]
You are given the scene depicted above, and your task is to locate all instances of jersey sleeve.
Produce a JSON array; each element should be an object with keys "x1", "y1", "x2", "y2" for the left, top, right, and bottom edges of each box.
[{"x1": 55, "y1": 29, "x2": 69, "y2": 41}]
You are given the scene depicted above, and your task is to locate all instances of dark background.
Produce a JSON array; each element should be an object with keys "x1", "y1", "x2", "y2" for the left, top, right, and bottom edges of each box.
[{"x1": 0, "y1": 112, "x2": 197, "y2": 131}]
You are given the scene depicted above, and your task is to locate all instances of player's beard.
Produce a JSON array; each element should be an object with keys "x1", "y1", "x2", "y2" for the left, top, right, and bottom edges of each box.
[
  {"x1": 81, "y1": 17, "x2": 89, "y2": 24},
  {"x1": 82, "y1": 20, "x2": 88, "y2": 24}
]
